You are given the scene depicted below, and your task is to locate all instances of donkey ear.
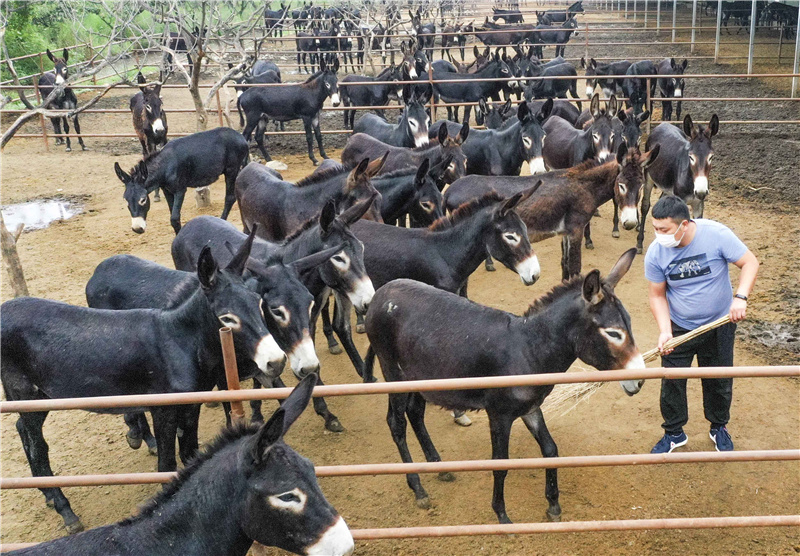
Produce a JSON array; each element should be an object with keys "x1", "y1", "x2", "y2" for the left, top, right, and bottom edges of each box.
[
  {"x1": 47, "y1": 49, "x2": 55, "y2": 63},
  {"x1": 479, "y1": 97, "x2": 488, "y2": 113},
  {"x1": 62, "y1": 49, "x2": 69, "y2": 63},
  {"x1": 197, "y1": 246, "x2": 219, "y2": 290},
  {"x1": 581, "y1": 269, "x2": 603, "y2": 305},
  {"x1": 415, "y1": 158, "x2": 431, "y2": 184},
  {"x1": 291, "y1": 244, "x2": 346, "y2": 275},
  {"x1": 499, "y1": 180, "x2": 540, "y2": 216},
  {"x1": 319, "y1": 199, "x2": 337, "y2": 237},
  {"x1": 636, "y1": 110, "x2": 650, "y2": 125},
  {"x1": 607, "y1": 95, "x2": 618, "y2": 117},
  {"x1": 641, "y1": 144, "x2": 660, "y2": 168},
  {"x1": 517, "y1": 99, "x2": 530, "y2": 122},
  {"x1": 226, "y1": 225, "x2": 257, "y2": 276},
  {"x1": 437, "y1": 122, "x2": 448, "y2": 144},
  {"x1": 473, "y1": 45, "x2": 480, "y2": 58},
  {"x1": 502, "y1": 97, "x2": 513, "y2": 114},
  {"x1": 114, "y1": 162, "x2": 130, "y2": 184},
  {"x1": 708, "y1": 114, "x2": 719, "y2": 137},
  {"x1": 352, "y1": 157, "x2": 371, "y2": 182},
  {"x1": 136, "y1": 72, "x2": 146, "y2": 85},
  {"x1": 580, "y1": 56, "x2": 586, "y2": 69},
  {"x1": 332, "y1": 57, "x2": 340, "y2": 73},
  {"x1": 590, "y1": 58, "x2": 597, "y2": 69},
  {"x1": 670, "y1": 57, "x2": 677, "y2": 70},
  {"x1": 683, "y1": 114, "x2": 694, "y2": 137},
  {"x1": 537, "y1": 98, "x2": 553, "y2": 123},
  {"x1": 339, "y1": 191, "x2": 378, "y2": 224},
  {"x1": 590, "y1": 93, "x2": 601, "y2": 118},
  {"x1": 616, "y1": 142, "x2": 628, "y2": 165},
  {"x1": 617, "y1": 109, "x2": 627, "y2": 122},
  {"x1": 681, "y1": 59, "x2": 688, "y2": 71},
  {"x1": 604, "y1": 248, "x2": 637, "y2": 289},
  {"x1": 458, "y1": 120, "x2": 470, "y2": 144},
  {"x1": 366, "y1": 151, "x2": 389, "y2": 177}
]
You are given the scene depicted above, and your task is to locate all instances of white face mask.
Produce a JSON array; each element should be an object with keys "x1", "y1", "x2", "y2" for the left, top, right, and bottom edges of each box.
[{"x1": 654, "y1": 222, "x2": 686, "y2": 248}]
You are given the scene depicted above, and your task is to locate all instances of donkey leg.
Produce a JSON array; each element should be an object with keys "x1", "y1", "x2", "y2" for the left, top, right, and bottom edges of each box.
[
  {"x1": 302, "y1": 118, "x2": 319, "y2": 165},
  {"x1": 485, "y1": 254, "x2": 496, "y2": 271},
  {"x1": 387, "y1": 392, "x2": 430, "y2": 508},
  {"x1": 676, "y1": 100, "x2": 682, "y2": 121},
  {"x1": 151, "y1": 406, "x2": 179, "y2": 472},
  {"x1": 313, "y1": 115, "x2": 328, "y2": 159},
  {"x1": 560, "y1": 234, "x2": 570, "y2": 281},
  {"x1": 612, "y1": 196, "x2": 621, "y2": 238},
  {"x1": 220, "y1": 168, "x2": 237, "y2": 220},
  {"x1": 584, "y1": 222, "x2": 594, "y2": 249},
  {"x1": 487, "y1": 410, "x2": 515, "y2": 523},
  {"x1": 139, "y1": 412, "x2": 158, "y2": 455},
  {"x1": 51, "y1": 117, "x2": 64, "y2": 145},
  {"x1": 312, "y1": 374, "x2": 344, "y2": 433},
  {"x1": 521, "y1": 408, "x2": 562, "y2": 521},
  {"x1": 321, "y1": 296, "x2": 343, "y2": 354},
  {"x1": 406, "y1": 393, "x2": 455, "y2": 482},
  {"x1": 168, "y1": 190, "x2": 186, "y2": 234},
  {"x1": 636, "y1": 176, "x2": 654, "y2": 253},
  {"x1": 16, "y1": 411, "x2": 83, "y2": 533},
  {"x1": 177, "y1": 404, "x2": 201, "y2": 466},
  {"x1": 569, "y1": 230, "x2": 583, "y2": 278},
  {"x1": 250, "y1": 378, "x2": 264, "y2": 423},
  {"x1": 123, "y1": 412, "x2": 144, "y2": 449},
  {"x1": 62, "y1": 117, "x2": 72, "y2": 152},
  {"x1": 72, "y1": 114, "x2": 87, "y2": 150},
  {"x1": 332, "y1": 294, "x2": 365, "y2": 377}
]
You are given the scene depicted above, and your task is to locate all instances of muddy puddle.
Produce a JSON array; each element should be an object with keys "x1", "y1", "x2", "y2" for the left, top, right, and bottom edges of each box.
[{"x1": 1, "y1": 198, "x2": 84, "y2": 232}]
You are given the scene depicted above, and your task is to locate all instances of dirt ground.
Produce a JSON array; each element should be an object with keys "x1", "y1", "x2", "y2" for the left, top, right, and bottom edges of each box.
[{"x1": 2, "y1": 6, "x2": 799, "y2": 555}]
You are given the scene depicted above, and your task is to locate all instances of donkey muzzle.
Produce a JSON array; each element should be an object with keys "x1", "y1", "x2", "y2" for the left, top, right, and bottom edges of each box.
[
  {"x1": 131, "y1": 217, "x2": 147, "y2": 234},
  {"x1": 620, "y1": 206, "x2": 639, "y2": 230},
  {"x1": 620, "y1": 354, "x2": 646, "y2": 396},
  {"x1": 693, "y1": 176, "x2": 709, "y2": 200}
]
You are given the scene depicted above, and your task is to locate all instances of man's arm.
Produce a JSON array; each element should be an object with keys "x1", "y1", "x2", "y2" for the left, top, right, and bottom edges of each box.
[
  {"x1": 648, "y1": 280, "x2": 675, "y2": 354},
  {"x1": 730, "y1": 250, "x2": 759, "y2": 323}
]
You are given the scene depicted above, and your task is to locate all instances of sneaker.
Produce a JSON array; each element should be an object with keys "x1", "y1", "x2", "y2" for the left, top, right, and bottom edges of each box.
[
  {"x1": 650, "y1": 431, "x2": 688, "y2": 454},
  {"x1": 710, "y1": 426, "x2": 734, "y2": 451}
]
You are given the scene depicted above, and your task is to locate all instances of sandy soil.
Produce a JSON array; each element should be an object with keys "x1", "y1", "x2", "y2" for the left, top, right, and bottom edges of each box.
[{"x1": 2, "y1": 7, "x2": 799, "y2": 555}]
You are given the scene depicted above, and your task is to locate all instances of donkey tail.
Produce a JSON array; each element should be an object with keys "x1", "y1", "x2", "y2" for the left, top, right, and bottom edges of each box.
[
  {"x1": 363, "y1": 345, "x2": 378, "y2": 383},
  {"x1": 237, "y1": 95, "x2": 245, "y2": 128}
]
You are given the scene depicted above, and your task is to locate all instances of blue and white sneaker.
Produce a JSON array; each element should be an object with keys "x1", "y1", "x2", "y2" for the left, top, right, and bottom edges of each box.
[
  {"x1": 650, "y1": 431, "x2": 688, "y2": 454},
  {"x1": 710, "y1": 426, "x2": 734, "y2": 451}
]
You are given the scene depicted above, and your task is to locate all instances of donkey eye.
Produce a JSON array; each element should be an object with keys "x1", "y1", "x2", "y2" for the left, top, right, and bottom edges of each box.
[
  {"x1": 270, "y1": 307, "x2": 288, "y2": 323},
  {"x1": 688, "y1": 154, "x2": 697, "y2": 164},
  {"x1": 522, "y1": 136, "x2": 532, "y2": 149},
  {"x1": 138, "y1": 197, "x2": 148, "y2": 206},
  {"x1": 618, "y1": 183, "x2": 627, "y2": 194},
  {"x1": 601, "y1": 328, "x2": 626, "y2": 346},
  {"x1": 503, "y1": 233, "x2": 520, "y2": 245},
  {"x1": 707, "y1": 153, "x2": 713, "y2": 162},
  {"x1": 592, "y1": 133, "x2": 600, "y2": 142},
  {"x1": 278, "y1": 492, "x2": 301, "y2": 503},
  {"x1": 269, "y1": 488, "x2": 307, "y2": 512},
  {"x1": 218, "y1": 314, "x2": 242, "y2": 330}
]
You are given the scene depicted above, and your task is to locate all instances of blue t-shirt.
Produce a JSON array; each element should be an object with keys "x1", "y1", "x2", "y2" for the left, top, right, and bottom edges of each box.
[{"x1": 644, "y1": 219, "x2": 748, "y2": 329}]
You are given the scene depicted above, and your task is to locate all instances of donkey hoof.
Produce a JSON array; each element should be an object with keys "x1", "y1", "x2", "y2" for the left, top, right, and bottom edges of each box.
[
  {"x1": 65, "y1": 147, "x2": 72, "y2": 153},
  {"x1": 311, "y1": 159, "x2": 320, "y2": 166},
  {"x1": 612, "y1": 231, "x2": 620, "y2": 238},
  {"x1": 453, "y1": 413, "x2": 472, "y2": 427},
  {"x1": 585, "y1": 242, "x2": 594, "y2": 250},
  {"x1": 126, "y1": 432, "x2": 143, "y2": 450},
  {"x1": 81, "y1": 146, "x2": 89, "y2": 151},
  {"x1": 328, "y1": 343, "x2": 343, "y2": 355},
  {"x1": 65, "y1": 519, "x2": 85, "y2": 535},
  {"x1": 636, "y1": 246, "x2": 643, "y2": 255},
  {"x1": 45, "y1": 497, "x2": 56, "y2": 509},
  {"x1": 485, "y1": 263, "x2": 496, "y2": 272},
  {"x1": 437, "y1": 471, "x2": 456, "y2": 482},
  {"x1": 153, "y1": 196, "x2": 161, "y2": 202},
  {"x1": 546, "y1": 509, "x2": 562, "y2": 522},
  {"x1": 145, "y1": 438, "x2": 158, "y2": 456},
  {"x1": 415, "y1": 496, "x2": 431, "y2": 510},
  {"x1": 356, "y1": 323, "x2": 366, "y2": 334},
  {"x1": 325, "y1": 418, "x2": 345, "y2": 433}
]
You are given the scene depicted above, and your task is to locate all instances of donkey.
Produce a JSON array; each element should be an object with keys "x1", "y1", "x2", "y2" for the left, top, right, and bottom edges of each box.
[
  {"x1": 165, "y1": 27, "x2": 204, "y2": 76},
  {"x1": 637, "y1": 114, "x2": 719, "y2": 252},
  {"x1": 1, "y1": 244, "x2": 275, "y2": 533},
  {"x1": 38, "y1": 49, "x2": 86, "y2": 152},
  {"x1": 582, "y1": 57, "x2": 631, "y2": 98},
  {"x1": 363, "y1": 248, "x2": 644, "y2": 523},
  {"x1": 236, "y1": 157, "x2": 384, "y2": 241},
  {"x1": 623, "y1": 60, "x2": 658, "y2": 115},
  {"x1": 477, "y1": 97, "x2": 515, "y2": 129},
  {"x1": 446, "y1": 143, "x2": 659, "y2": 278},
  {"x1": 538, "y1": 0, "x2": 585, "y2": 24},
  {"x1": 7, "y1": 374, "x2": 355, "y2": 556},
  {"x1": 232, "y1": 60, "x2": 282, "y2": 97},
  {"x1": 237, "y1": 58, "x2": 340, "y2": 165},
  {"x1": 657, "y1": 58, "x2": 688, "y2": 122},
  {"x1": 530, "y1": 17, "x2": 579, "y2": 58},
  {"x1": 114, "y1": 126, "x2": 248, "y2": 234},
  {"x1": 523, "y1": 62, "x2": 582, "y2": 109},
  {"x1": 131, "y1": 73, "x2": 167, "y2": 157},
  {"x1": 265, "y1": 3, "x2": 290, "y2": 36},
  {"x1": 296, "y1": 27, "x2": 321, "y2": 74},
  {"x1": 352, "y1": 94, "x2": 430, "y2": 147},
  {"x1": 492, "y1": 6, "x2": 524, "y2": 23},
  {"x1": 409, "y1": 9, "x2": 437, "y2": 61},
  {"x1": 371, "y1": 159, "x2": 449, "y2": 226},
  {"x1": 342, "y1": 123, "x2": 468, "y2": 183},
  {"x1": 292, "y1": 2, "x2": 311, "y2": 31},
  {"x1": 431, "y1": 99, "x2": 551, "y2": 176},
  {"x1": 543, "y1": 94, "x2": 618, "y2": 170},
  {"x1": 340, "y1": 64, "x2": 402, "y2": 129},
  {"x1": 172, "y1": 204, "x2": 376, "y2": 426}
]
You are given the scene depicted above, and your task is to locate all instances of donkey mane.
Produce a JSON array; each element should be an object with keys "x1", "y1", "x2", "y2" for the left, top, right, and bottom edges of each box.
[
  {"x1": 281, "y1": 215, "x2": 321, "y2": 244},
  {"x1": 377, "y1": 166, "x2": 418, "y2": 179},
  {"x1": 163, "y1": 274, "x2": 201, "y2": 309},
  {"x1": 523, "y1": 275, "x2": 584, "y2": 316},
  {"x1": 121, "y1": 421, "x2": 261, "y2": 526},
  {"x1": 411, "y1": 141, "x2": 441, "y2": 153},
  {"x1": 294, "y1": 165, "x2": 349, "y2": 188},
  {"x1": 428, "y1": 191, "x2": 503, "y2": 231},
  {"x1": 129, "y1": 148, "x2": 164, "y2": 177},
  {"x1": 564, "y1": 158, "x2": 620, "y2": 181},
  {"x1": 300, "y1": 70, "x2": 325, "y2": 86}
]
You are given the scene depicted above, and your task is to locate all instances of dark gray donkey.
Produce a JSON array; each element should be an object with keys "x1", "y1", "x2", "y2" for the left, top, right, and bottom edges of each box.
[
  {"x1": 38, "y1": 48, "x2": 86, "y2": 152},
  {"x1": 637, "y1": 113, "x2": 719, "y2": 252},
  {"x1": 6, "y1": 374, "x2": 355, "y2": 556},
  {"x1": 363, "y1": 248, "x2": 644, "y2": 523},
  {"x1": 1, "y1": 241, "x2": 272, "y2": 533}
]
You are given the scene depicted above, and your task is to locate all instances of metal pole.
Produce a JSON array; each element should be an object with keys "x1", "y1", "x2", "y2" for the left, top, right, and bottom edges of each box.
[
  {"x1": 715, "y1": 0, "x2": 723, "y2": 63},
  {"x1": 646, "y1": 77, "x2": 652, "y2": 133},
  {"x1": 691, "y1": 0, "x2": 698, "y2": 52},
  {"x1": 625, "y1": 0, "x2": 629, "y2": 19},
  {"x1": 219, "y1": 327, "x2": 245, "y2": 422},
  {"x1": 644, "y1": 0, "x2": 648, "y2": 27},
  {"x1": 634, "y1": 0, "x2": 638, "y2": 21},
  {"x1": 672, "y1": 0, "x2": 677, "y2": 42},
  {"x1": 747, "y1": 0, "x2": 757, "y2": 74},
  {"x1": 657, "y1": 0, "x2": 661, "y2": 33},
  {"x1": 778, "y1": 26, "x2": 783, "y2": 65},
  {"x1": 793, "y1": 5, "x2": 800, "y2": 97}
]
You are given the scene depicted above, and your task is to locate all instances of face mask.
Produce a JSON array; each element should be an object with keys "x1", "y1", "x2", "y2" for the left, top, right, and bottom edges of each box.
[{"x1": 654, "y1": 222, "x2": 685, "y2": 248}]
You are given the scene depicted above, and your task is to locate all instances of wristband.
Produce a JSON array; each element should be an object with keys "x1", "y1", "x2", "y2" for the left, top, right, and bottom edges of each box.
[{"x1": 734, "y1": 293, "x2": 748, "y2": 301}]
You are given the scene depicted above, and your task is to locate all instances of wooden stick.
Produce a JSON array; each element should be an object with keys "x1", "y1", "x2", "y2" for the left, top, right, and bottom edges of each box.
[
  {"x1": 642, "y1": 315, "x2": 732, "y2": 362},
  {"x1": 0, "y1": 213, "x2": 29, "y2": 297}
]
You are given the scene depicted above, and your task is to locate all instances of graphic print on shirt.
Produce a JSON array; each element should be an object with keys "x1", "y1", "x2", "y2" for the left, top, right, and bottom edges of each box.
[{"x1": 666, "y1": 253, "x2": 711, "y2": 281}]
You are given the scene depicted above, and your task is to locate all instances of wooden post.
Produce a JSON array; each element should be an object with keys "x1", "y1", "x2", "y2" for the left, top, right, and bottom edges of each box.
[
  {"x1": 672, "y1": 0, "x2": 677, "y2": 42},
  {"x1": 33, "y1": 80, "x2": 49, "y2": 151},
  {"x1": 778, "y1": 25, "x2": 783, "y2": 64},
  {"x1": 584, "y1": 21, "x2": 589, "y2": 61},
  {"x1": 0, "y1": 213, "x2": 29, "y2": 298},
  {"x1": 215, "y1": 89, "x2": 224, "y2": 126},
  {"x1": 219, "y1": 327, "x2": 245, "y2": 422},
  {"x1": 646, "y1": 77, "x2": 652, "y2": 133}
]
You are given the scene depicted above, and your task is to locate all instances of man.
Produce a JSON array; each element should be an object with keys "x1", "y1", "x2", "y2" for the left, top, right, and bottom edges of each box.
[{"x1": 644, "y1": 196, "x2": 759, "y2": 453}]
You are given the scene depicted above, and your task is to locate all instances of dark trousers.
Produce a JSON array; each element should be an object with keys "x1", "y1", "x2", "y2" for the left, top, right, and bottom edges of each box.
[{"x1": 660, "y1": 321, "x2": 736, "y2": 434}]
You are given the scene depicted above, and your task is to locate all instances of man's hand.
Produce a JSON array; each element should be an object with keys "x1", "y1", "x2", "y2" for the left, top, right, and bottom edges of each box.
[
  {"x1": 730, "y1": 297, "x2": 747, "y2": 322},
  {"x1": 658, "y1": 331, "x2": 674, "y2": 355}
]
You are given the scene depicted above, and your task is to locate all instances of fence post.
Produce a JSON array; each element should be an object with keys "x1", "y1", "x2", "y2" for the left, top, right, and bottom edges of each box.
[
  {"x1": 672, "y1": 0, "x2": 677, "y2": 42},
  {"x1": 634, "y1": 0, "x2": 637, "y2": 21},
  {"x1": 715, "y1": 0, "x2": 723, "y2": 62},
  {"x1": 646, "y1": 77, "x2": 652, "y2": 133},
  {"x1": 33, "y1": 80, "x2": 49, "y2": 152},
  {"x1": 792, "y1": 4, "x2": 800, "y2": 97},
  {"x1": 778, "y1": 25, "x2": 783, "y2": 65},
  {"x1": 584, "y1": 22, "x2": 589, "y2": 61},
  {"x1": 691, "y1": 0, "x2": 698, "y2": 52},
  {"x1": 219, "y1": 327, "x2": 245, "y2": 423},
  {"x1": 625, "y1": 0, "x2": 628, "y2": 19},
  {"x1": 38, "y1": 52, "x2": 44, "y2": 74},
  {"x1": 644, "y1": 0, "x2": 648, "y2": 28},
  {"x1": 747, "y1": 0, "x2": 757, "y2": 75},
  {"x1": 0, "y1": 214, "x2": 29, "y2": 298},
  {"x1": 88, "y1": 45, "x2": 96, "y2": 85},
  {"x1": 657, "y1": 0, "x2": 661, "y2": 34}
]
